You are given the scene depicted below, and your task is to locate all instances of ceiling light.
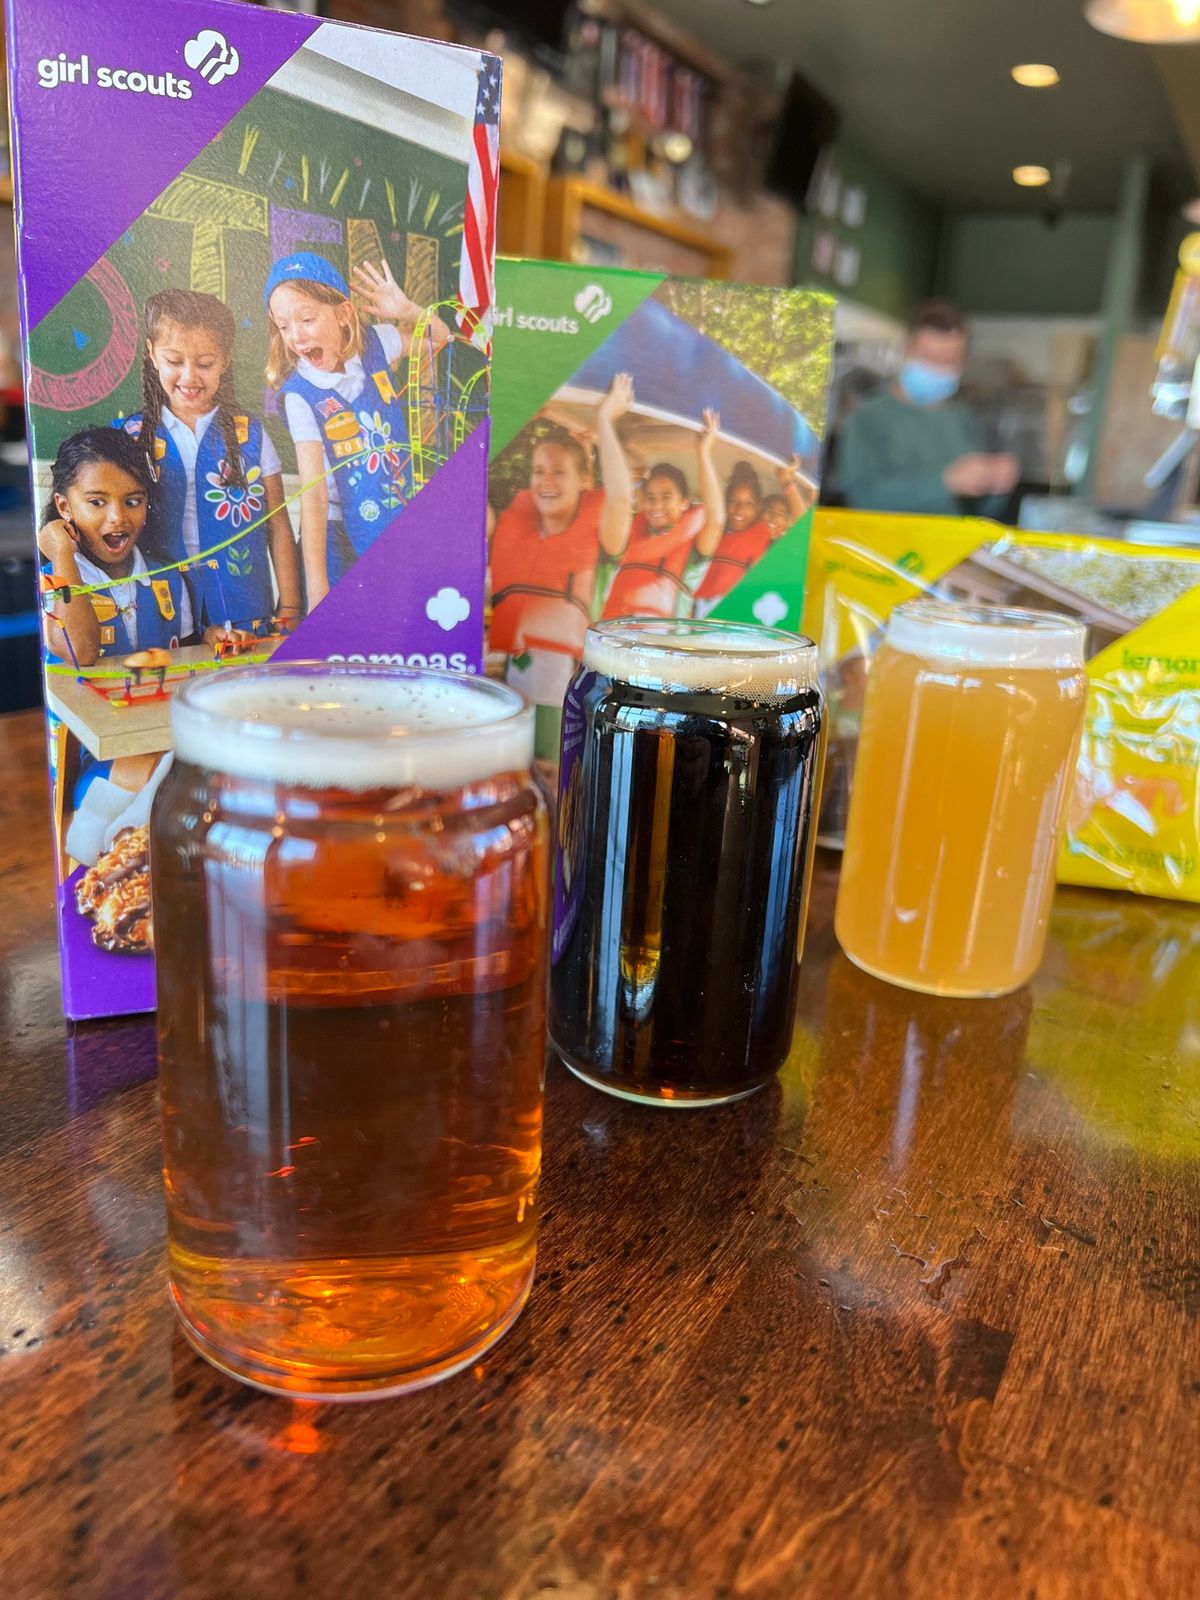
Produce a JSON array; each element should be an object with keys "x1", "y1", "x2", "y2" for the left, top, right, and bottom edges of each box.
[
  {"x1": 1012, "y1": 63, "x2": 1061, "y2": 87},
  {"x1": 1184, "y1": 199, "x2": 1200, "y2": 225},
  {"x1": 1085, "y1": 0, "x2": 1200, "y2": 43},
  {"x1": 1013, "y1": 165, "x2": 1052, "y2": 187}
]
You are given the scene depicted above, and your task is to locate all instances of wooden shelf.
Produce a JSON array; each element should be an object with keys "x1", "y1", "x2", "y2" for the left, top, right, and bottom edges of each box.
[
  {"x1": 0, "y1": 176, "x2": 13, "y2": 205},
  {"x1": 545, "y1": 176, "x2": 731, "y2": 279},
  {"x1": 498, "y1": 149, "x2": 546, "y2": 258}
]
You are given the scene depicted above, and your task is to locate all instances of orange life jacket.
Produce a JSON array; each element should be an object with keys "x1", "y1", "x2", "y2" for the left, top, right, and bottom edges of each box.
[
  {"x1": 490, "y1": 487, "x2": 604, "y2": 657},
  {"x1": 693, "y1": 519, "x2": 773, "y2": 603},
  {"x1": 602, "y1": 506, "x2": 705, "y2": 620}
]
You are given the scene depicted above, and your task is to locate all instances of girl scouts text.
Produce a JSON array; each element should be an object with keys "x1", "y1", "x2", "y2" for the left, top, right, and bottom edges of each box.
[{"x1": 36, "y1": 53, "x2": 193, "y2": 99}]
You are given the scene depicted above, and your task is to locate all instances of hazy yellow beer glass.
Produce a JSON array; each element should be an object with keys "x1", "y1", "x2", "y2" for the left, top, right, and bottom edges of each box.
[
  {"x1": 835, "y1": 600, "x2": 1086, "y2": 997},
  {"x1": 152, "y1": 663, "x2": 547, "y2": 1398}
]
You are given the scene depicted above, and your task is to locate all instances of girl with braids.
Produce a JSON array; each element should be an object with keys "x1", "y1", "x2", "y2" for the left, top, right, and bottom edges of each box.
[
  {"x1": 602, "y1": 408, "x2": 725, "y2": 621},
  {"x1": 121, "y1": 288, "x2": 301, "y2": 633}
]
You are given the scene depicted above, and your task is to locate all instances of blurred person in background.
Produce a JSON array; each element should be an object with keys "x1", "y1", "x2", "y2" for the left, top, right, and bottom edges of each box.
[
  {"x1": 821, "y1": 365, "x2": 882, "y2": 507},
  {"x1": 840, "y1": 300, "x2": 1018, "y2": 518}
]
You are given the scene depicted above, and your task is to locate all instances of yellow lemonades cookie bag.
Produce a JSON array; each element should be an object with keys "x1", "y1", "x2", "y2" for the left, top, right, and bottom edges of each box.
[{"x1": 804, "y1": 508, "x2": 1200, "y2": 902}]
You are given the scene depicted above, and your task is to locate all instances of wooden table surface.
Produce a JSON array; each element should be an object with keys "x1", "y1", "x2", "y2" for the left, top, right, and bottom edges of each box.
[{"x1": 2, "y1": 708, "x2": 1199, "y2": 1600}]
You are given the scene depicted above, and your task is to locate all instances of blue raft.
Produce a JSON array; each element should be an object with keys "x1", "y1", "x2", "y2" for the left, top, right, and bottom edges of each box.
[{"x1": 567, "y1": 297, "x2": 820, "y2": 469}]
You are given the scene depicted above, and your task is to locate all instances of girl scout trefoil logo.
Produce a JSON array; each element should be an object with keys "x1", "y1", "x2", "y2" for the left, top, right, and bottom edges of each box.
[
  {"x1": 574, "y1": 285, "x2": 613, "y2": 324},
  {"x1": 183, "y1": 30, "x2": 240, "y2": 86}
]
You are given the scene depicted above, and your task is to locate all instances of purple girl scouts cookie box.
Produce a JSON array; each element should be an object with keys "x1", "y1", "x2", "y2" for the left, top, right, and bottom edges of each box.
[{"x1": 5, "y1": 0, "x2": 501, "y2": 1019}]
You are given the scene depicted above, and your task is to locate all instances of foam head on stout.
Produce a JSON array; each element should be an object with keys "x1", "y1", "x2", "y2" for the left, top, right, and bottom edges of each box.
[
  {"x1": 550, "y1": 618, "x2": 825, "y2": 1108},
  {"x1": 152, "y1": 662, "x2": 548, "y2": 1399}
]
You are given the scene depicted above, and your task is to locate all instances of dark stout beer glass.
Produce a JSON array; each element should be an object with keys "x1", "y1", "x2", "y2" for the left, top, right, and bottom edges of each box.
[
  {"x1": 550, "y1": 619, "x2": 824, "y2": 1106},
  {"x1": 152, "y1": 663, "x2": 547, "y2": 1398}
]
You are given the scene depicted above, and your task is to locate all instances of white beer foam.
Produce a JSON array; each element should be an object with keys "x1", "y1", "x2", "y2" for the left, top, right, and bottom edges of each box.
[
  {"x1": 887, "y1": 599, "x2": 1086, "y2": 669},
  {"x1": 584, "y1": 619, "x2": 818, "y2": 698},
  {"x1": 172, "y1": 665, "x2": 533, "y2": 791}
]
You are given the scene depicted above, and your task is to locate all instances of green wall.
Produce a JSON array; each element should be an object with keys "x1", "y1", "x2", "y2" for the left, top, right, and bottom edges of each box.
[
  {"x1": 937, "y1": 213, "x2": 1116, "y2": 316},
  {"x1": 792, "y1": 138, "x2": 940, "y2": 321},
  {"x1": 938, "y1": 206, "x2": 1190, "y2": 323}
]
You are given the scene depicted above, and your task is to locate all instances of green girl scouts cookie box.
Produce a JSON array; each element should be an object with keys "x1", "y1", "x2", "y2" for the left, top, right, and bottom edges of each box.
[
  {"x1": 486, "y1": 259, "x2": 835, "y2": 753},
  {"x1": 7, "y1": 0, "x2": 501, "y2": 1018}
]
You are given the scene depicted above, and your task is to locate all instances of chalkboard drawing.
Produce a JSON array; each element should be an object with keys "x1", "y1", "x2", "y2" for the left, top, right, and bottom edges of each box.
[
  {"x1": 405, "y1": 235, "x2": 440, "y2": 309},
  {"x1": 148, "y1": 177, "x2": 269, "y2": 302},
  {"x1": 347, "y1": 216, "x2": 385, "y2": 290},
  {"x1": 271, "y1": 204, "x2": 344, "y2": 267},
  {"x1": 27, "y1": 260, "x2": 139, "y2": 414},
  {"x1": 27, "y1": 71, "x2": 489, "y2": 470}
]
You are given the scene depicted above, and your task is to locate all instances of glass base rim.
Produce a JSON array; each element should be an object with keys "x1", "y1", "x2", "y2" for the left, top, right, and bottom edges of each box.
[
  {"x1": 555, "y1": 1046, "x2": 772, "y2": 1108},
  {"x1": 839, "y1": 944, "x2": 1032, "y2": 1000},
  {"x1": 171, "y1": 1267, "x2": 533, "y2": 1402}
]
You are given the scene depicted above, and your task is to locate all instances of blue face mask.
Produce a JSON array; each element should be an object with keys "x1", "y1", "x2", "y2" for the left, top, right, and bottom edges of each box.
[{"x1": 899, "y1": 360, "x2": 960, "y2": 407}]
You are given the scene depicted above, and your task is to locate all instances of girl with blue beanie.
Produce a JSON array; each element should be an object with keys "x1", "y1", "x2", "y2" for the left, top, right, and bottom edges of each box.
[{"x1": 264, "y1": 251, "x2": 449, "y2": 606}]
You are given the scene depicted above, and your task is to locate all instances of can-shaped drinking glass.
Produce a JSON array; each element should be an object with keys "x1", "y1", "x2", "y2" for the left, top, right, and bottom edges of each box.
[
  {"x1": 549, "y1": 618, "x2": 825, "y2": 1107},
  {"x1": 152, "y1": 663, "x2": 548, "y2": 1399},
  {"x1": 835, "y1": 599, "x2": 1087, "y2": 998}
]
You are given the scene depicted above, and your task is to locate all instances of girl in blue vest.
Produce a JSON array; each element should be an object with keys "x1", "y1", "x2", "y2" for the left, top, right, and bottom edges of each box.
[
  {"x1": 39, "y1": 426, "x2": 192, "y2": 669},
  {"x1": 264, "y1": 251, "x2": 449, "y2": 606},
  {"x1": 124, "y1": 289, "x2": 301, "y2": 633},
  {"x1": 38, "y1": 427, "x2": 247, "y2": 816}
]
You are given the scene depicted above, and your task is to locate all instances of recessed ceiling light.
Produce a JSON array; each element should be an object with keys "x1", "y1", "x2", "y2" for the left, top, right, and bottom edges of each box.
[
  {"x1": 1184, "y1": 199, "x2": 1200, "y2": 225},
  {"x1": 741, "y1": 0, "x2": 775, "y2": 6},
  {"x1": 1012, "y1": 63, "x2": 1061, "y2": 87},
  {"x1": 1085, "y1": 0, "x2": 1200, "y2": 43},
  {"x1": 1013, "y1": 165, "x2": 1052, "y2": 187}
]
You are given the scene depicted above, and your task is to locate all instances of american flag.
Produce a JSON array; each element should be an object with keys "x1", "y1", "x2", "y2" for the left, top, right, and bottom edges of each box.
[{"x1": 458, "y1": 55, "x2": 501, "y2": 350}]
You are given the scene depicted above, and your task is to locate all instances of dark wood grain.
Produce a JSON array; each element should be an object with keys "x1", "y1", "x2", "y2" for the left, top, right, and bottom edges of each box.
[{"x1": 1, "y1": 707, "x2": 1199, "y2": 1600}]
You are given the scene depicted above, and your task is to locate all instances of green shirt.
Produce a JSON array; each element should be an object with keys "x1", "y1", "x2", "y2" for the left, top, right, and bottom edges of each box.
[{"x1": 839, "y1": 391, "x2": 1007, "y2": 519}]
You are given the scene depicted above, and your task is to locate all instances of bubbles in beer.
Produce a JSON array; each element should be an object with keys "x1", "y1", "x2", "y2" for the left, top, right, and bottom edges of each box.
[
  {"x1": 887, "y1": 600, "x2": 1086, "y2": 670},
  {"x1": 172, "y1": 665, "x2": 533, "y2": 791},
  {"x1": 584, "y1": 618, "x2": 818, "y2": 702}
]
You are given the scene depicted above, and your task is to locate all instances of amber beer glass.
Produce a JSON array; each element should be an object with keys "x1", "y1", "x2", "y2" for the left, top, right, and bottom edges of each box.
[
  {"x1": 550, "y1": 619, "x2": 825, "y2": 1106},
  {"x1": 152, "y1": 663, "x2": 547, "y2": 1398},
  {"x1": 836, "y1": 600, "x2": 1087, "y2": 997}
]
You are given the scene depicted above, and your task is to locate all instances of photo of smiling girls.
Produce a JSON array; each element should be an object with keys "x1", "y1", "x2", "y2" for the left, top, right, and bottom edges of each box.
[
  {"x1": 485, "y1": 278, "x2": 830, "y2": 758},
  {"x1": 691, "y1": 453, "x2": 815, "y2": 617}
]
